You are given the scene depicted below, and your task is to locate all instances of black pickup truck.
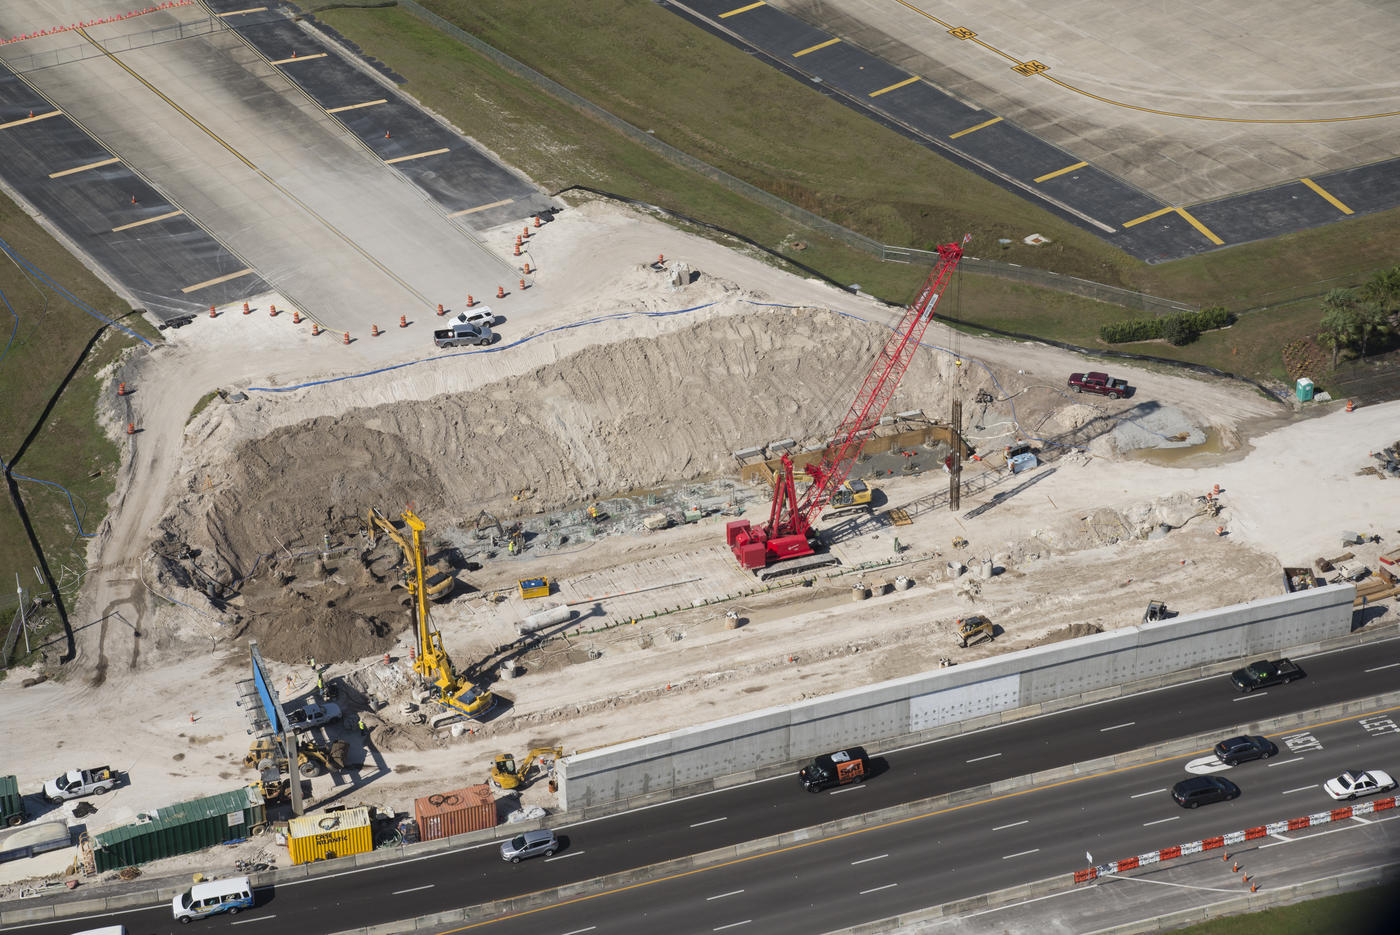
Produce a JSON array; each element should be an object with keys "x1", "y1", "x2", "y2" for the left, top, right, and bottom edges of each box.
[{"x1": 1230, "y1": 658, "x2": 1303, "y2": 693}]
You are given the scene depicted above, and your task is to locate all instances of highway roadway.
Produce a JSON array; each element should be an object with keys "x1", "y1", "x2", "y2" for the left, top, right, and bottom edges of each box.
[{"x1": 12, "y1": 631, "x2": 1400, "y2": 935}]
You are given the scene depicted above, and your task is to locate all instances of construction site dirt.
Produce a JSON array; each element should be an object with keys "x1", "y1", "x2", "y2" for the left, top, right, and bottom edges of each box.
[{"x1": 4, "y1": 200, "x2": 1399, "y2": 893}]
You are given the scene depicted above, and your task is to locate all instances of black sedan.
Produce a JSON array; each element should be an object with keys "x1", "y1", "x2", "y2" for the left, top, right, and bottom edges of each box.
[{"x1": 1213, "y1": 735, "x2": 1277, "y2": 766}]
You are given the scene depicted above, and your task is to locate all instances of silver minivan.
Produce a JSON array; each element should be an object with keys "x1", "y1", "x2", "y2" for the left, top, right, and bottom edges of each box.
[{"x1": 499, "y1": 828, "x2": 557, "y2": 863}]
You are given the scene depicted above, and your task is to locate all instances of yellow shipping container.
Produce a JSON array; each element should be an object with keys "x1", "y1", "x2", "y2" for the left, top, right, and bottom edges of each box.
[{"x1": 286, "y1": 806, "x2": 373, "y2": 865}]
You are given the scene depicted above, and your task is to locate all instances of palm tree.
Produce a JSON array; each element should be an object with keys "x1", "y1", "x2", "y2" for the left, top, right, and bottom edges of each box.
[
  {"x1": 1355, "y1": 301, "x2": 1393, "y2": 358},
  {"x1": 1318, "y1": 288, "x2": 1359, "y2": 366},
  {"x1": 1360, "y1": 267, "x2": 1400, "y2": 314}
]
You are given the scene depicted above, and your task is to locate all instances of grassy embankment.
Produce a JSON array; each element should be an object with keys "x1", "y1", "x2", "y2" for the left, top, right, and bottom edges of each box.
[
  {"x1": 0, "y1": 196, "x2": 157, "y2": 671},
  {"x1": 313, "y1": 0, "x2": 1400, "y2": 387}
]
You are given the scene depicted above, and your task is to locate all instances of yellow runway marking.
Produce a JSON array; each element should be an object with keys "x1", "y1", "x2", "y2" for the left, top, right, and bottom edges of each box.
[
  {"x1": 869, "y1": 76, "x2": 921, "y2": 98},
  {"x1": 1175, "y1": 207, "x2": 1223, "y2": 245},
  {"x1": 1033, "y1": 161, "x2": 1087, "y2": 183},
  {"x1": 180, "y1": 268, "x2": 255, "y2": 293},
  {"x1": 949, "y1": 116, "x2": 1001, "y2": 139},
  {"x1": 49, "y1": 156, "x2": 120, "y2": 178},
  {"x1": 326, "y1": 99, "x2": 387, "y2": 114},
  {"x1": 720, "y1": 1, "x2": 765, "y2": 17},
  {"x1": 1300, "y1": 177, "x2": 1354, "y2": 215},
  {"x1": 450, "y1": 199, "x2": 513, "y2": 218},
  {"x1": 793, "y1": 38, "x2": 840, "y2": 57},
  {"x1": 112, "y1": 209, "x2": 183, "y2": 232},
  {"x1": 71, "y1": 27, "x2": 431, "y2": 307},
  {"x1": 1123, "y1": 206, "x2": 1173, "y2": 228},
  {"x1": 216, "y1": 6, "x2": 267, "y2": 15},
  {"x1": 432, "y1": 700, "x2": 1400, "y2": 933},
  {"x1": 0, "y1": 110, "x2": 61, "y2": 130},
  {"x1": 269, "y1": 53, "x2": 327, "y2": 65},
  {"x1": 886, "y1": 0, "x2": 1400, "y2": 123},
  {"x1": 386, "y1": 148, "x2": 449, "y2": 165}
]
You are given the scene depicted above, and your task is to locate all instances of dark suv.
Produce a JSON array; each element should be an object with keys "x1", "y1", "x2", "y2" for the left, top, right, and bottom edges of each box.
[
  {"x1": 1213, "y1": 735, "x2": 1276, "y2": 766},
  {"x1": 1171, "y1": 776, "x2": 1240, "y2": 808}
]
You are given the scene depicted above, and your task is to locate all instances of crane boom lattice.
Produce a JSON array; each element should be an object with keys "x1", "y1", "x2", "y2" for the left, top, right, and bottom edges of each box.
[{"x1": 726, "y1": 235, "x2": 969, "y2": 571}]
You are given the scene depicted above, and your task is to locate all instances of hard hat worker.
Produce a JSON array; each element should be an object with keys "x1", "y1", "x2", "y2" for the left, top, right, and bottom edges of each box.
[{"x1": 358, "y1": 716, "x2": 367, "y2": 737}]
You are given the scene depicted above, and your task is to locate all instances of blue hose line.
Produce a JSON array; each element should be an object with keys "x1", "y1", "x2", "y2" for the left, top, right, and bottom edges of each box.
[
  {"x1": 0, "y1": 236, "x2": 151, "y2": 346},
  {"x1": 0, "y1": 283, "x2": 18, "y2": 370}
]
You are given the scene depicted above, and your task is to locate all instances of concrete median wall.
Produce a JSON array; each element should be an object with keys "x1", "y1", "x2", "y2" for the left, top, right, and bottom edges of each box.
[{"x1": 560, "y1": 584, "x2": 1356, "y2": 808}]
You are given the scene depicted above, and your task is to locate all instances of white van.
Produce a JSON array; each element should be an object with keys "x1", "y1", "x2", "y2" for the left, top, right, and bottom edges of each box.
[
  {"x1": 171, "y1": 876, "x2": 253, "y2": 923},
  {"x1": 459, "y1": 306, "x2": 494, "y2": 328}
]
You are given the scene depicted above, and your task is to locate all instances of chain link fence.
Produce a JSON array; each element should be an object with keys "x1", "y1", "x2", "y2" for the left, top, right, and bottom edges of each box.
[{"x1": 0, "y1": 15, "x2": 228, "y2": 72}]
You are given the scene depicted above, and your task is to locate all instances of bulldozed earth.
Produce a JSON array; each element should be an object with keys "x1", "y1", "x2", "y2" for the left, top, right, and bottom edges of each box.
[{"x1": 4, "y1": 201, "x2": 1398, "y2": 890}]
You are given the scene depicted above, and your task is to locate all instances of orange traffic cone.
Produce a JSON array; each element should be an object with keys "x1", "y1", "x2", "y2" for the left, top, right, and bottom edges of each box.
[
  {"x1": 371, "y1": 323, "x2": 380, "y2": 337},
  {"x1": 292, "y1": 309, "x2": 301, "y2": 324},
  {"x1": 269, "y1": 304, "x2": 277, "y2": 317},
  {"x1": 117, "y1": 382, "x2": 127, "y2": 397},
  {"x1": 385, "y1": 130, "x2": 391, "y2": 139},
  {"x1": 126, "y1": 422, "x2": 135, "y2": 435},
  {"x1": 343, "y1": 331, "x2": 350, "y2": 345},
  {"x1": 209, "y1": 305, "x2": 217, "y2": 318},
  {"x1": 242, "y1": 301, "x2": 250, "y2": 314},
  {"x1": 522, "y1": 226, "x2": 530, "y2": 238},
  {"x1": 658, "y1": 253, "x2": 665, "y2": 265},
  {"x1": 466, "y1": 294, "x2": 475, "y2": 307},
  {"x1": 514, "y1": 243, "x2": 521, "y2": 256},
  {"x1": 523, "y1": 262, "x2": 531, "y2": 274},
  {"x1": 496, "y1": 285, "x2": 505, "y2": 298},
  {"x1": 437, "y1": 303, "x2": 445, "y2": 316},
  {"x1": 1346, "y1": 399, "x2": 1355, "y2": 412},
  {"x1": 399, "y1": 314, "x2": 407, "y2": 328},
  {"x1": 533, "y1": 215, "x2": 541, "y2": 228},
  {"x1": 519, "y1": 278, "x2": 526, "y2": 291},
  {"x1": 311, "y1": 321, "x2": 320, "y2": 336}
]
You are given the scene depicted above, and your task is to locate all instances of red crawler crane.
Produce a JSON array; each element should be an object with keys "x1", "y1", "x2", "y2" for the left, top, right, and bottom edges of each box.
[{"x1": 726, "y1": 235, "x2": 970, "y2": 571}]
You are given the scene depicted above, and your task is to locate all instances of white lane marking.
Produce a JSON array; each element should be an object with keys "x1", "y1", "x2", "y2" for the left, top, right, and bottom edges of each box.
[
  {"x1": 965, "y1": 752, "x2": 1002, "y2": 763},
  {"x1": 1267, "y1": 756, "x2": 1304, "y2": 768},
  {"x1": 1260, "y1": 812, "x2": 1399, "y2": 848},
  {"x1": 993, "y1": 820, "x2": 1029, "y2": 831},
  {"x1": 707, "y1": 890, "x2": 744, "y2": 901},
  {"x1": 545, "y1": 851, "x2": 584, "y2": 861},
  {"x1": 691, "y1": 817, "x2": 727, "y2": 827},
  {"x1": 561, "y1": 928, "x2": 597, "y2": 935},
  {"x1": 1185, "y1": 755, "x2": 1231, "y2": 775},
  {"x1": 859, "y1": 883, "x2": 898, "y2": 895},
  {"x1": 1352, "y1": 815, "x2": 1373, "y2": 824},
  {"x1": 830, "y1": 784, "x2": 867, "y2": 794},
  {"x1": 392, "y1": 884, "x2": 434, "y2": 895},
  {"x1": 1365, "y1": 662, "x2": 1400, "y2": 672},
  {"x1": 1143, "y1": 816, "x2": 1180, "y2": 827},
  {"x1": 1100, "y1": 722, "x2": 1135, "y2": 732},
  {"x1": 1002, "y1": 848, "x2": 1040, "y2": 859},
  {"x1": 851, "y1": 854, "x2": 888, "y2": 865},
  {"x1": 230, "y1": 917, "x2": 275, "y2": 926},
  {"x1": 1282, "y1": 784, "x2": 1318, "y2": 795},
  {"x1": 1233, "y1": 692, "x2": 1268, "y2": 701},
  {"x1": 1130, "y1": 789, "x2": 1166, "y2": 799},
  {"x1": 714, "y1": 921, "x2": 751, "y2": 931}
]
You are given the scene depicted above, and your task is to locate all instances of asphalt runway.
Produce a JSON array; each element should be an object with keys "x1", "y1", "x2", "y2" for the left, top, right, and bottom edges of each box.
[
  {"x1": 0, "y1": 1, "x2": 553, "y2": 323},
  {"x1": 668, "y1": 0, "x2": 1400, "y2": 263}
]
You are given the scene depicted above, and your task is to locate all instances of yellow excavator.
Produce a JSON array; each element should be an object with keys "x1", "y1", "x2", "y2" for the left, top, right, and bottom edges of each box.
[
  {"x1": 366, "y1": 507, "x2": 456, "y2": 602},
  {"x1": 490, "y1": 746, "x2": 563, "y2": 791},
  {"x1": 404, "y1": 510, "x2": 495, "y2": 721},
  {"x1": 824, "y1": 479, "x2": 874, "y2": 518}
]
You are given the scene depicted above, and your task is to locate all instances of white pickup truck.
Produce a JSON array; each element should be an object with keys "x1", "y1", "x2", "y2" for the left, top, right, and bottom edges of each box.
[
  {"x1": 44, "y1": 766, "x2": 120, "y2": 802},
  {"x1": 286, "y1": 701, "x2": 341, "y2": 732}
]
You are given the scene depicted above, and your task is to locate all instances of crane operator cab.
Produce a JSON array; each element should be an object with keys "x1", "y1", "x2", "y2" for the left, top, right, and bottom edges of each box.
[{"x1": 799, "y1": 747, "x2": 870, "y2": 792}]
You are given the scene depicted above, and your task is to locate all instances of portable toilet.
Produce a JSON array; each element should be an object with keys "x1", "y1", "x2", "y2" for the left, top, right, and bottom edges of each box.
[{"x1": 1295, "y1": 377, "x2": 1314, "y2": 402}]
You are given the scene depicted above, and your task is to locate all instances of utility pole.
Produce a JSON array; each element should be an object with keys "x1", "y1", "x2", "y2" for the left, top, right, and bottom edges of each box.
[{"x1": 949, "y1": 398, "x2": 962, "y2": 511}]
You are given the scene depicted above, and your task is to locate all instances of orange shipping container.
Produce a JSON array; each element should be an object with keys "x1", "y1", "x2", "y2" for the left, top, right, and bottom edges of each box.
[{"x1": 415, "y1": 784, "x2": 495, "y2": 842}]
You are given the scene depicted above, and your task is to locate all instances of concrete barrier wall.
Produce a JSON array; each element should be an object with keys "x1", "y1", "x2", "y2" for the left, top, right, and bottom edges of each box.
[{"x1": 560, "y1": 584, "x2": 1355, "y2": 808}]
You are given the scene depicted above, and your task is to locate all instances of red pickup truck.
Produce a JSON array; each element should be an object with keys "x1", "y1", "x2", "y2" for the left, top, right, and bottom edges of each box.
[{"x1": 1068, "y1": 371, "x2": 1131, "y2": 399}]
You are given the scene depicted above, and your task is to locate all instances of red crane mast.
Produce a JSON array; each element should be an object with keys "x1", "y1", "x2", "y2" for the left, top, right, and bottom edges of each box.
[{"x1": 726, "y1": 235, "x2": 969, "y2": 571}]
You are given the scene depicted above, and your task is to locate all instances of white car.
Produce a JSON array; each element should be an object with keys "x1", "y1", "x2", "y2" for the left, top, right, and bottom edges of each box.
[{"x1": 1323, "y1": 769, "x2": 1396, "y2": 801}]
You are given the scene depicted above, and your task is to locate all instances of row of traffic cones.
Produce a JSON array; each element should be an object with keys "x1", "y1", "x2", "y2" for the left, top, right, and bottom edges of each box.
[{"x1": 1222, "y1": 850, "x2": 1259, "y2": 893}]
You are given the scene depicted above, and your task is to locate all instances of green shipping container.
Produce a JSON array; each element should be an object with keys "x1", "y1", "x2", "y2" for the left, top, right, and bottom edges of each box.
[
  {"x1": 0, "y1": 775, "x2": 26, "y2": 827},
  {"x1": 92, "y1": 786, "x2": 265, "y2": 872}
]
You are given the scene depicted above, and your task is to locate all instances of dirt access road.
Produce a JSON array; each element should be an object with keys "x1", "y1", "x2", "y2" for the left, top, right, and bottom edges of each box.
[{"x1": 5, "y1": 201, "x2": 1396, "y2": 891}]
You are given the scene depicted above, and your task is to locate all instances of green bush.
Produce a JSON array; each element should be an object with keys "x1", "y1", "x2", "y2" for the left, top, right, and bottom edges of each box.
[
  {"x1": 1100, "y1": 307, "x2": 1235, "y2": 344},
  {"x1": 1162, "y1": 312, "x2": 1198, "y2": 346}
]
